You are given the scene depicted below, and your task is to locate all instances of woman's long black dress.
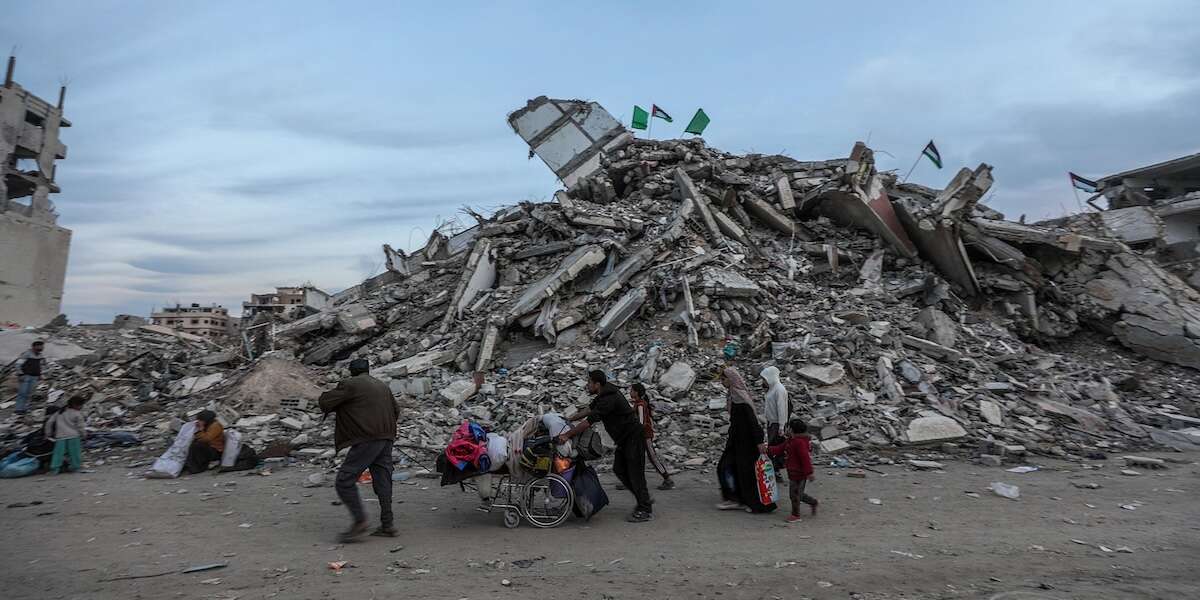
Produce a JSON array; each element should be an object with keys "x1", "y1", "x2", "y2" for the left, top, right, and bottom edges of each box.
[{"x1": 717, "y1": 403, "x2": 776, "y2": 513}]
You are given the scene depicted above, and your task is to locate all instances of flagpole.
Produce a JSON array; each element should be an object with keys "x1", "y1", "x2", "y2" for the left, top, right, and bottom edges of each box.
[
  {"x1": 647, "y1": 116, "x2": 653, "y2": 140},
  {"x1": 901, "y1": 153, "x2": 922, "y2": 184}
]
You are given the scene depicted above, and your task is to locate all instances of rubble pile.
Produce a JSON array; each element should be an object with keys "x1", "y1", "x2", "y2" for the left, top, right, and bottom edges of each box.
[{"x1": 4, "y1": 97, "x2": 1200, "y2": 474}]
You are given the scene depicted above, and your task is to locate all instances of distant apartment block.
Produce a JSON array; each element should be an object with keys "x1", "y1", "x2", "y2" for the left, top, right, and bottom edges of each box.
[
  {"x1": 151, "y1": 303, "x2": 232, "y2": 338},
  {"x1": 242, "y1": 285, "x2": 330, "y2": 320}
]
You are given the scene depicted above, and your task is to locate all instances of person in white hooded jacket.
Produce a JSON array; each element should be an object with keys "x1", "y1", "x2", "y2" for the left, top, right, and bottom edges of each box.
[{"x1": 760, "y1": 366, "x2": 789, "y2": 479}]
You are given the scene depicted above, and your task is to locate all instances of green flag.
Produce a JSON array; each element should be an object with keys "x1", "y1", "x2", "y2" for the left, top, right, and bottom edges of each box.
[
  {"x1": 684, "y1": 108, "x2": 710, "y2": 135},
  {"x1": 631, "y1": 105, "x2": 649, "y2": 130}
]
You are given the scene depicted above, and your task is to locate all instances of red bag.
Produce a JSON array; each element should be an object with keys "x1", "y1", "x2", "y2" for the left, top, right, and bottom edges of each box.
[{"x1": 755, "y1": 454, "x2": 780, "y2": 506}]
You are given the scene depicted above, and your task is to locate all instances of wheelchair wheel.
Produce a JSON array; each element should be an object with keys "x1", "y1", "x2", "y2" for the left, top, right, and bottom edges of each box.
[
  {"x1": 523, "y1": 474, "x2": 574, "y2": 528},
  {"x1": 503, "y1": 509, "x2": 521, "y2": 529}
]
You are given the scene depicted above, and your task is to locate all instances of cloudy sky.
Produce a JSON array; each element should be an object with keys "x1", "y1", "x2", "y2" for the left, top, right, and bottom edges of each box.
[{"x1": 4, "y1": 1, "x2": 1198, "y2": 324}]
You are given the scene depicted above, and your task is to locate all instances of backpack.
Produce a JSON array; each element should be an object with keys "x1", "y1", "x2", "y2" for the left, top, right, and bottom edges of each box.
[{"x1": 575, "y1": 428, "x2": 604, "y2": 461}]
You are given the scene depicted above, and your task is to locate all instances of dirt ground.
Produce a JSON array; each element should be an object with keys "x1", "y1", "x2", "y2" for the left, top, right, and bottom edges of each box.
[{"x1": 1, "y1": 451, "x2": 1197, "y2": 600}]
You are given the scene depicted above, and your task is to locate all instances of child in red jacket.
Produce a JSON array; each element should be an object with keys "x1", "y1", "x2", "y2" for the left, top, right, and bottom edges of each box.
[{"x1": 767, "y1": 418, "x2": 818, "y2": 523}]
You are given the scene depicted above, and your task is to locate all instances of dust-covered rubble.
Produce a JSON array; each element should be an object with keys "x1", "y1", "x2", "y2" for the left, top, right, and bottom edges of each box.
[{"x1": 4, "y1": 97, "x2": 1200, "y2": 477}]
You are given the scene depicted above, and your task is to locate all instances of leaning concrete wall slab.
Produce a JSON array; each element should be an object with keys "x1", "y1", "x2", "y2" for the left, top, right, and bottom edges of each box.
[
  {"x1": 0, "y1": 211, "x2": 71, "y2": 327},
  {"x1": 508, "y1": 96, "x2": 633, "y2": 188}
]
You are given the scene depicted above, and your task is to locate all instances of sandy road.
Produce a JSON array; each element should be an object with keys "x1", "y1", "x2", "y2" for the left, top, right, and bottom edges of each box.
[{"x1": 1, "y1": 452, "x2": 1197, "y2": 600}]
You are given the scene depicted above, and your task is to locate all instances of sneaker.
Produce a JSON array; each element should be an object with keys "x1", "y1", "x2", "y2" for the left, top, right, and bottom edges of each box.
[
  {"x1": 785, "y1": 515, "x2": 803, "y2": 523},
  {"x1": 657, "y1": 478, "x2": 676, "y2": 490},
  {"x1": 716, "y1": 500, "x2": 743, "y2": 511},
  {"x1": 370, "y1": 526, "x2": 398, "y2": 537},
  {"x1": 626, "y1": 510, "x2": 654, "y2": 523},
  {"x1": 339, "y1": 521, "x2": 369, "y2": 543}
]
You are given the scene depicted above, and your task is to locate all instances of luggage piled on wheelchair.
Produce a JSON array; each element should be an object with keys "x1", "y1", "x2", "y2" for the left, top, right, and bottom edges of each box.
[{"x1": 435, "y1": 413, "x2": 606, "y2": 528}]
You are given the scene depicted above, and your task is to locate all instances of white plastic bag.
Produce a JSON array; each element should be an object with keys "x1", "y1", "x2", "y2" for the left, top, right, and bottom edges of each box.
[
  {"x1": 989, "y1": 481, "x2": 1020, "y2": 500},
  {"x1": 485, "y1": 433, "x2": 508, "y2": 473},
  {"x1": 148, "y1": 422, "x2": 197, "y2": 479},
  {"x1": 220, "y1": 429, "x2": 242, "y2": 468}
]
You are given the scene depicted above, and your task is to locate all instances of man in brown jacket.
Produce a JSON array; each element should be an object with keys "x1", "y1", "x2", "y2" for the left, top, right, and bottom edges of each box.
[{"x1": 319, "y1": 358, "x2": 399, "y2": 541}]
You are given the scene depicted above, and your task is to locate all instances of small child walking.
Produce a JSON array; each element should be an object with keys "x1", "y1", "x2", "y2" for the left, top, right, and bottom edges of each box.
[
  {"x1": 47, "y1": 395, "x2": 87, "y2": 474},
  {"x1": 767, "y1": 418, "x2": 818, "y2": 523}
]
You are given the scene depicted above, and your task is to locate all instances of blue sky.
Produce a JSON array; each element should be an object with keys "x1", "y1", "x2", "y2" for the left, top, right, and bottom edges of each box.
[{"x1": 4, "y1": 1, "x2": 1198, "y2": 323}]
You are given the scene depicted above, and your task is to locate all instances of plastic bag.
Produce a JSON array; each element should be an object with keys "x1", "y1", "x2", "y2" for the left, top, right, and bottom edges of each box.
[
  {"x1": 148, "y1": 422, "x2": 197, "y2": 479},
  {"x1": 989, "y1": 482, "x2": 1020, "y2": 500},
  {"x1": 0, "y1": 453, "x2": 38, "y2": 478},
  {"x1": 220, "y1": 429, "x2": 242, "y2": 468},
  {"x1": 485, "y1": 433, "x2": 508, "y2": 472},
  {"x1": 755, "y1": 454, "x2": 780, "y2": 505},
  {"x1": 571, "y1": 465, "x2": 608, "y2": 520}
]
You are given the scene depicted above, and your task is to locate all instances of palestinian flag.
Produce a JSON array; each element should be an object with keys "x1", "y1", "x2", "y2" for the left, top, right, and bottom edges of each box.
[
  {"x1": 631, "y1": 105, "x2": 649, "y2": 130},
  {"x1": 1069, "y1": 172, "x2": 1098, "y2": 193},
  {"x1": 684, "y1": 108, "x2": 710, "y2": 135},
  {"x1": 651, "y1": 104, "x2": 673, "y2": 122},
  {"x1": 922, "y1": 140, "x2": 943, "y2": 169}
]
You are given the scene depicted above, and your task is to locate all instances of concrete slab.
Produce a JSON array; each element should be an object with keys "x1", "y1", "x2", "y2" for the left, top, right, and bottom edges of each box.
[{"x1": 904, "y1": 415, "x2": 967, "y2": 444}]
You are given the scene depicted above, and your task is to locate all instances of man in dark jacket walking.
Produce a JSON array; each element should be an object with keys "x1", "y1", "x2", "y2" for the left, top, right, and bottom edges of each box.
[
  {"x1": 557, "y1": 370, "x2": 654, "y2": 523},
  {"x1": 319, "y1": 358, "x2": 399, "y2": 541}
]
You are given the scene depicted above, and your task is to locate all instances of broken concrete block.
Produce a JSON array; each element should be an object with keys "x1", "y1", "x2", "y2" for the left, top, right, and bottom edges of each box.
[
  {"x1": 908, "y1": 460, "x2": 944, "y2": 470},
  {"x1": 711, "y1": 209, "x2": 752, "y2": 247},
  {"x1": 659, "y1": 362, "x2": 696, "y2": 399},
  {"x1": 876, "y1": 357, "x2": 905, "y2": 403},
  {"x1": 978, "y1": 399, "x2": 1004, "y2": 426},
  {"x1": 701, "y1": 268, "x2": 760, "y2": 298},
  {"x1": 743, "y1": 195, "x2": 797, "y2": 235},
  {"x1": 592, "y1": 247, "x2": 654, "y2": 299},
  {"x1": 1035, "y1": 398, "x2": 1107, "y2": 433},
  {"x1": 280, "y1": 417, "x2": 305, "y2": 431},
  {"x1": 797, "y1": 363, "x2": 845, "y2": 386},
  {"x1": 235, "y1": 414, "x2": 279, "y2": 428},
  {"x1": 675, "y1": 168, "x2": 725, "y2": 245},
  {"x1": 916, "y1": 307, "x2": 958, "y2": 348},
  {"x1": 594, "y1": 286, "x2": 647, "y2": 340},
  {"x1": 376, "y1": 349, "x2": 458, "y2": 378},
  {"x1": 904, "y1": 415, "x2": 967, "y2": 444},
  {"x1": 508, "y1": 245, "x2": 606, "y2": 321},
  {"x1": 776, "y1": 175, "x2": 796, "y2": 210},
  {"x1": 440, "y1": 379, "x2": 477, "y2": 407},
  {"x1": 336, "y1": 303, "x2": 377, "y2": 334},
  {"x1": 819, "y1": 438, "x2": 850, "y2": 453}
]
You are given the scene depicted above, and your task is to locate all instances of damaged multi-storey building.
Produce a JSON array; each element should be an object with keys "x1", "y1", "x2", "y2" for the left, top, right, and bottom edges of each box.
[
  {"x1": 0, "y1": 56, "x2": 72, "y2": 328},
  {"x1": 14, "y1": 95, "x2": 1200, "y2": 474},
  {"x1": 1053, "y1": 153, "x2": 1200, "y2": 291}
]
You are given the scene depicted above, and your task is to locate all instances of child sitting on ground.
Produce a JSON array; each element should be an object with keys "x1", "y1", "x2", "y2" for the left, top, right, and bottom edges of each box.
[
  {"x1": 46, "y1": 395, "x2": 87, "y2": 474},
  {"x1": 767, "y1": 418, "x2": 818, "y2": 523}
]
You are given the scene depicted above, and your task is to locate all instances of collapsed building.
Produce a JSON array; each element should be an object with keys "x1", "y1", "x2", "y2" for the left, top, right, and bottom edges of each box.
[
  {"x1": 0, "y1": 56, "x2": 72, "y2": 328},
  {"x1": 1051, "y1": 152, "x2": 1200, "y2": 292},
  {"x1": 4, "y1": 96, "x2": 1200, "y2": 475}
]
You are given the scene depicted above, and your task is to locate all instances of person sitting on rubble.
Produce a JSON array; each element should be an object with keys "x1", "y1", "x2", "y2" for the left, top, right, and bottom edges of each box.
[
  {"x1": 318, "y1": 358, "x2": 400, "y2": 542},
  {"x1": 716, "y1": 366, "x2": 776, "y2": 514},
  {"x1": 182, "y1": 410, "x2": 224, "y2": 474},
  {"x1": 556, "y1": 370, "x2": 655, "y2": 523}
]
